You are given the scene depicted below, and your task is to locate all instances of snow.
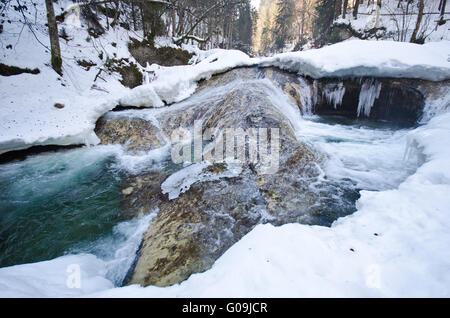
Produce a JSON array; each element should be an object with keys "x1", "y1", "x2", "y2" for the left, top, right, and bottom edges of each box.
[
  {"x1": 335, "y1": 0, "x2": 449, "y2": 43},
  {"x1": 0, "y1": 254, "x2": 113, "y2": 297},
  {"x1": 1, "y1": 94, "x2": 449, "y2": 298},
  {"x1": 1, "y1": 0, "x2": 450, "y2": 298},
  {"x1": 260, "y1": 39, "x2": 450, "y2": 81},
  {"x1": 0, "y1": 0, "x2": 131, "y2": 154},
  {"x1": 123, "y1": 49, "x2": 254, "y2": 107},
  {"x1": 92, "y1": 111, "x2": 450, "y2": 297},
  {"x1": 2, "y1": 17, "x2": 449, "y2": 155},
  {"x1": 161, "y1": 162, "x2": 242, "y2": 200}
]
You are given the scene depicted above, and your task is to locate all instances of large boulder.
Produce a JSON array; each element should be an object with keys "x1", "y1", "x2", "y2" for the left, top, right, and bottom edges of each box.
[
  {"x1": 96, "y1": 67, "x2": 330, "y2": 287},
  {"x1": 95, "y1": 66, "x2": 447, "y2": 287}
]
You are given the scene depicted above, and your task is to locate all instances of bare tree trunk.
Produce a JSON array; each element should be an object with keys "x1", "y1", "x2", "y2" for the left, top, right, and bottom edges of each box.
[
  {"x1": 140, "y1": 2, "x2": 147, "y2": 39},
  {"x1": 111, "y1": 0, "x2": 120, "y2": 27},
  {"x1": 375, "y1": 0, "x2": 382, "y2": 28},
  {"x1": 45, "y1": 0, "x2": 62, "y2": 75},
  {"x1": 131, "y1": 0, "x2": 137, "y2": 31},
  {"x1": 335, "y1": 0, "x2": 342, "y2": 17},
  {"x1": 343, "y1": 0, "x2": 348, "y2": 18},
  {"x1": 228, "y1": 12, "x2": 233, "y2": 49},
  {"x1": 105, "y1": 2, "x2": 110, "y2": 30},
  {"x1": 440, "y1": 0, "x2": 447, "y2": 21},
  {"x1": 353, "y1": 0, "x2": 360, "y2": 19},
  {"x1": 171, "y1": 7, "x2": 176, "y2": 37},
  {"x1": 410, "y1": 0, "x2": 424, "y2": 42}
]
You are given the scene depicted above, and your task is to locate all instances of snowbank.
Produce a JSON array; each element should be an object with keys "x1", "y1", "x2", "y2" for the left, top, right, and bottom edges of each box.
[
  {"x1": 93, "y1": 111, "x2": 450, "y2": 297},
  {"x1": 0, "y1": 254, "x2": 113, "y2": 297},
  {"x1": 2, "y1": 25, "x2": 449, "y2": 155},
  {"x1": 1, "y1": 109, "x2": 448, "y2": 298},
  {"x1": 119, "y1": 49, "x2": 254, "y2": 107},
  {"x1": 260, "y1": 39, "x2": 450, "y2": 81}
]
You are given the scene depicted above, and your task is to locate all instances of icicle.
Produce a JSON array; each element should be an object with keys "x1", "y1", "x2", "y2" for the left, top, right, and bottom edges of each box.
[
  {"x1": 357, "y1": 79, "x2": 382, "y2": 117},
  {"x1": 297, "y1": 77, "x2": 318, "y2": 116},
  {"x1": 322, "y1": 82, "x2": 346, "y2": 109},
  {"x1": 143, "y1": 62, "x2": 151, "y2": 85}
]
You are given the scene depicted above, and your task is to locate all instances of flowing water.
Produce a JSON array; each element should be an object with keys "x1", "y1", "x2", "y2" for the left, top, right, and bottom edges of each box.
[
  {"x1": 0, "y1": 97, "x2": 419, "y2": 287},
  {"x1": 0, "y1": 146, "x2": 162, "y2": 285}
]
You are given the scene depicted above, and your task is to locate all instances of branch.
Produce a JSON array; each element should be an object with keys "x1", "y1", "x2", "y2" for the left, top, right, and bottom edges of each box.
[
  {"x1": 173, "y1": 34, "x2": 208, "y2": 44},
  {"x1": 173, "y1": 0, "x2": 244, "y2": 45}
]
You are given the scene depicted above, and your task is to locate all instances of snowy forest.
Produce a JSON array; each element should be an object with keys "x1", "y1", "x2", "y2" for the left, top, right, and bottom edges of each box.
[{"x1": 0, "y1": 0, "x2": 449, "y2": 300}]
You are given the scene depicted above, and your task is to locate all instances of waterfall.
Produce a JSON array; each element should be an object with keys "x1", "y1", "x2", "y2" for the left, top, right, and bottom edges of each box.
[
  {"x1": 322, "y1": 82, "x2": 346, "y2": 109},
  {"x1": 357, "y1": 79, "x2": 382, "y2": 117},
  {"x1": 297, "y1": 77, "x2": 318, "y2": 116},
  {"x1": 420, "y1": 85, "x2": 450, "y2": 123}
]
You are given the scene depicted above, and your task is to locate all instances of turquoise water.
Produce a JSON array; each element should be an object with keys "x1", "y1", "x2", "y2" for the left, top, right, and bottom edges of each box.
[
  {"x1": 0, "y1": 114, "x2": 415, "y2": 273},
  {"x1": 0, "y1": 147, "x2": 124, "y2": 268}
]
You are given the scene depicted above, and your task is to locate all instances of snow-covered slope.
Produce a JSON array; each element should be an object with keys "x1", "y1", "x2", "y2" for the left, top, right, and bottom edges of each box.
[
  {"x1": 335, "y1": 0, "x2": 449, "y2": 43},
  {"x1": 0, "y1": 0, "x2": 132, "y2": 153},
  {"x1": 2, "y1": 35, "x2": 450, "y2": 155}
]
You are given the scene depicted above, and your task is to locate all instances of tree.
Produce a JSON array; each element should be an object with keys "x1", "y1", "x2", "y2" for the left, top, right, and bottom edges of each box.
[
  {"x1": 410, "y1": 0, "x2": 424, "y2": 43},
  {"x1": 259, "y1": 0, "x2": 277, "y2": 53},
  {"x1": 314, "y1": 0, "x2": 337, "y2": 46},
  {"x1": 233, "y1": 0, "x2": 253, "y2": 53},
  {"x1": 438, "y1": 0, "x2": 447, "y2": 24},
  {"x1": 342, "y1": 0, "x2": 348, "y2": 18},
  {"x1": 375, "y1": 0, "x2": 382, "y2": 28},
  {"x1": 45, "y1": 0, "x2": 62, "y2": 75},
  {"x1": 273, "y1": 0, "x2": 297, "y2": 50},
  {"x1": 353, "y1": 0, "x2": 360, "y2": 19}
]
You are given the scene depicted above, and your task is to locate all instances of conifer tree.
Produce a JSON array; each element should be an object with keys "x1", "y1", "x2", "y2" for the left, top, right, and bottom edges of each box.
[{"x1": 273, "y1": 0, "x2": 297, "y2": 50}]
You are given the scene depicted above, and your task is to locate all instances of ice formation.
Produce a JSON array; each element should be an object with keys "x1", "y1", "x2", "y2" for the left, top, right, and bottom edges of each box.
[
  {"x1": 322, "y1": 82, "x2": 346, "y2": 109},
  {"x1": 357, "y1": 79, "x2": 382, "y2": 117}
]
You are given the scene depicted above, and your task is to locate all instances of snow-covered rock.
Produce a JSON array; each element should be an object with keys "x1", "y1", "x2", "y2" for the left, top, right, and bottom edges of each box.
[
  {"x1": 94, "y1": 111, "x2": 450, "y2": 298},
  {"x1": 260, "y1": 40, "x2": 450, "y2": 81}
]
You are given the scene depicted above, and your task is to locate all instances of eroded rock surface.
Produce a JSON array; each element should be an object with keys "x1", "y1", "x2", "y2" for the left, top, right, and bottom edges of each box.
[{"x1": 94, "y1": 66, "x2": 448, "y2": 287}]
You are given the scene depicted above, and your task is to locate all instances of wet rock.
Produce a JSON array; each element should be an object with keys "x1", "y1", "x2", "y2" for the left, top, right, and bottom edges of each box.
[
  {"x1": 126, "y1": 68, "x2": 325, "y2": 287},
  {"x1": 128, "y1": 39, "x2": 194, "y2": 67},
  {"x1": 297, "y1": 77, "x2": 450, "y2": 125},
  {"x1": 311, "y1": 77, "x2": 426, "y2": 125},
  {"x1": 120, "y1": 171, "x2": 170, "y2": 219},
  {"x1": 129, "y1": 170, "x2": 266, "y2": 287},
  {"x1": 95, "y1": 66, "x2": 448, "y2": 288},
  {"x1": 95, "y1": 116, "x2": 166, "y2": 153}
]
